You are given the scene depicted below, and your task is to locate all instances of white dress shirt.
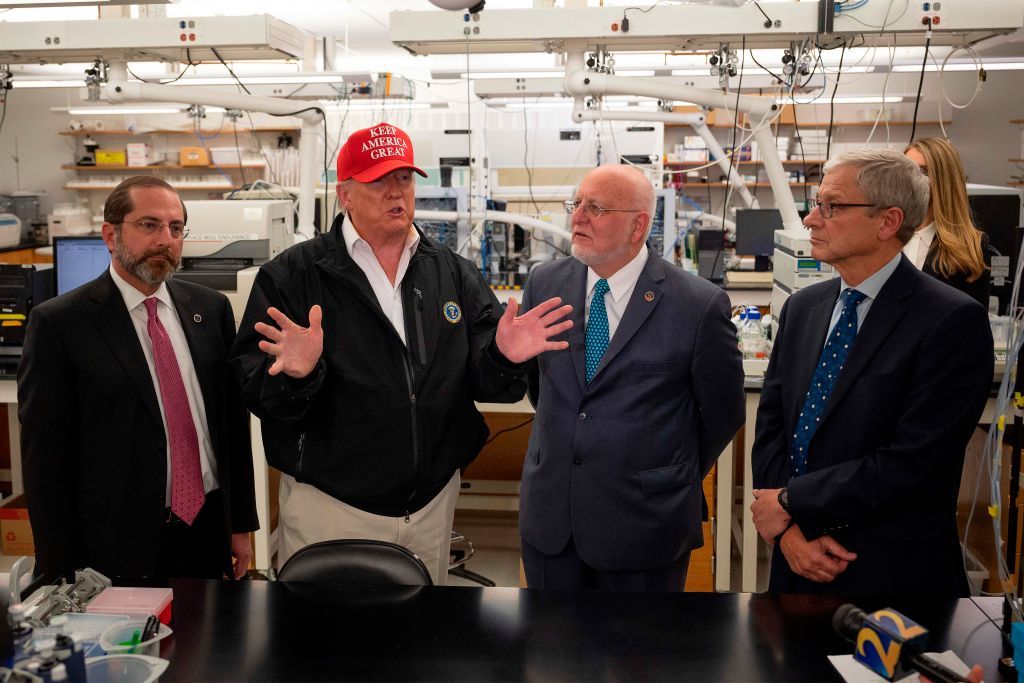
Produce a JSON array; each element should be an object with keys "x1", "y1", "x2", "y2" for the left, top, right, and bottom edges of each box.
[
  {"x1": 108, "y1": 265, "x2": 218, "y2": 500},
  {"x1": 342, "y1": 215, "x2": 420, "y2": 346},
  {"x1": 828, "y1": 252, "x2": 901, "y2": 337},
  {"x1": 584, "y1": 244, "x2": 649, "y2": 340},
  {"x1": 902, "y1": 222, "x2": 936, "y2": 270}
]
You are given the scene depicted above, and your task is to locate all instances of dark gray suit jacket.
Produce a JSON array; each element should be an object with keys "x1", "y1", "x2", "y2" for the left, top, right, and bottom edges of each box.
[
  {"x1": 18, "y1": 271, "x2": 259, "y2": 579},
  {"x1": 519, "y1": 250, "x2": 745, "y2": 571},
  {"x1": 752, "y1": 255, "x2": 993, "y2": 595}
]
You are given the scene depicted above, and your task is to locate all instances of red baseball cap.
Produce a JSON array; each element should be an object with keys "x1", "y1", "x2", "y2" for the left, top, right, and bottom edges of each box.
[{"x1": 336, "y1": 122, "x2": 427, "y2": 183}]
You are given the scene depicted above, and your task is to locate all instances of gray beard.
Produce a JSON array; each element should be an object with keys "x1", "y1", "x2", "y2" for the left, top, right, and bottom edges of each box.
[
  {"x1": 114, "y1": 238, "x2": 180, "y2": 286},
  {"x1": 571, "y1": 239, "x2": 633, "y2": 269}
]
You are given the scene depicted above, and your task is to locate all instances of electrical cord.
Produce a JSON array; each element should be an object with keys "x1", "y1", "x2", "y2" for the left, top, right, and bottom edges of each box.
[
  {"x1": 825, "y1": 40, "x2": 847, "y2": 161},
  {"x1": 484, "y1": 417, "x2": 534, "y2": 445},
  {"x1": 713, "y1": 36, "x2": 746, "y2": 283},
  {"x1": 909, "y1": 30, "x2": 932, "y2": 143},
  {"x1": 521, "y1": 96, "x2": 542, "y2": 215}
]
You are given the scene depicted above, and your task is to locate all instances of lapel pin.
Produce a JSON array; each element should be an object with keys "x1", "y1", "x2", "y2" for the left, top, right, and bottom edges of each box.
[
  {"x1": 644, "y1": 291, "x2": 655, "y2": 302},
  {"x1": 193, "y1": 314, "x2": 202, "y2": 323}
]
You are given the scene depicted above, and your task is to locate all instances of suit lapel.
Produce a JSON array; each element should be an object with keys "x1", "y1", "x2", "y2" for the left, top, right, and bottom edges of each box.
[
  {"x1": 564, "y1": 260, "x2": 589, "y2": 392},
  {"x1": 89, "y1": 272, "x2": 162, "y2": 425},
  {"x1": 819, "y1": 259, "x2": 914, "y2": 424},
  {"x1": 591, "y1": 251, "x2": 665, "y2": 383}
]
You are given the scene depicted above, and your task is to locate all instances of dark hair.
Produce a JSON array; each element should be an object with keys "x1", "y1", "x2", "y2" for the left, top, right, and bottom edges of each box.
[{"x1": 103, "y1": 176, "x2": 187, "y2": 227}]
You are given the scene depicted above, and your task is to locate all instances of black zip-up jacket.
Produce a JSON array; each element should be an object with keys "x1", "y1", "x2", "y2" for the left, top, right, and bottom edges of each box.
[{"x1": 230, "y1": 215, "x2": 530, "y2": 516}]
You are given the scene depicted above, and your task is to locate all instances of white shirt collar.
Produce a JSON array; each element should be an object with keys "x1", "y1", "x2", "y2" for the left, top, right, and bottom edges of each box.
[
  {"x1": 586, "y1": 243, "x2": 649, "y2": 301},
  {"x1": 108, "y1": 263, "x2": 172, "y2": 311},
  {"x1": 341, "y1": 214, "x2": 420, "y2": 257},
  {"x1": 917, "y1": 222, "x2": 937, "y2": 248},
  {"x1": 839, "y1": 251, "x2": 902, "y2": 302}
]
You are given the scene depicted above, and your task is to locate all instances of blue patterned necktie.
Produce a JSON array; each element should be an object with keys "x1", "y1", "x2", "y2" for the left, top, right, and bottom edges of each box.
[
  {"x1": 789, "y1": 288, "x2": 867, "y2": 476},
  {"x1": 585, "y1": 278, "x2": 611, "y2": 383}
]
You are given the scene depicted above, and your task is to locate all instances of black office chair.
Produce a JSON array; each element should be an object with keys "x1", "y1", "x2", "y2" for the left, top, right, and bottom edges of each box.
[{"x1": 276, "y1": 539, "x2": 433, "y2": 587}]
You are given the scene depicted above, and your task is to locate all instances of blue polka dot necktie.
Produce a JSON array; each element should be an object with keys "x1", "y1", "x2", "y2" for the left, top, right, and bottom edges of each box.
[
  {"x1": 585, "y1": 278, "x2": 611, "y2": 383},
  {"x1": 789, "y1": 288, "x2": 867, "y2": 476}
]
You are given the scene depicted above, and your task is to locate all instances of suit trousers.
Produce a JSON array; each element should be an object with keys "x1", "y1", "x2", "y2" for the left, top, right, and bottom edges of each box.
[
  {"x1": 156, "y1": 489, "x2": 229, "y2": 579},
  {"x1": 522, "y1": 536, "x2": 691, "y2": 591},
  {"x1": 276, "y1": 471, "x2": 460, "y2": 585}
]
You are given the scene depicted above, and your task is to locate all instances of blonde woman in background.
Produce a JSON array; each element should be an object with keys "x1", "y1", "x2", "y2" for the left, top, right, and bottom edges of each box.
[{"x1": 904, "y1": 137, "x2": 991, "y2": 309}]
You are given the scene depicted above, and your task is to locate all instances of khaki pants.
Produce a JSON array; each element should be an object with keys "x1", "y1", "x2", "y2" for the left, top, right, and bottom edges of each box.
[{"x1": 276, "y1": 471, "x2": 460, "y2": 586}]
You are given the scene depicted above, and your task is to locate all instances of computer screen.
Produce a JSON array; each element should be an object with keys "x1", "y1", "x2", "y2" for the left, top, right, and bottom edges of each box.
[
  {"x1": 735, "y1": 209, "x2": 783, "y2": 262},
  {"x1": 54, "y1": 236, "x2": 111, "y2": 296}
]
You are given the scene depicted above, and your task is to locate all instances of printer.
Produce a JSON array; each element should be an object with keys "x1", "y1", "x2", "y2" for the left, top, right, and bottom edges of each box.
[{"x1": 175, "y1": 199, "x2": 293, "y2": 321}]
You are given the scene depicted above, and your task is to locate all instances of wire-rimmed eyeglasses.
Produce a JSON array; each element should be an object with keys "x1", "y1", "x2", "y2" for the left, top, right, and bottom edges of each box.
[{"x1": 563, "y1": 200, "x2": 642, "y2": 221}]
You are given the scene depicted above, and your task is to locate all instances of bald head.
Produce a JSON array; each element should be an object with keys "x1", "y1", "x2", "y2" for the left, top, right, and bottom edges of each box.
[
  {"x1": 570, "y1": 164, "x2": 654, "y2": 278},
  {"x1": 587, "y1": 165, "x2": 656, "y2": 234}
]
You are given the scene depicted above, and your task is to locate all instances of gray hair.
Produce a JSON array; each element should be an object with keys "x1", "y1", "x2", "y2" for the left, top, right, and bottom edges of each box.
[{"x1": 823, "y1": 149, "x2": 929, "y2": 244}]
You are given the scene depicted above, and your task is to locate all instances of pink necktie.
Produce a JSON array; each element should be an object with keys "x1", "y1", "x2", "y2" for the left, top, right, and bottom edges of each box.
[{"x1": 144, "y1": 297, "x2": 205, "y2": 525}]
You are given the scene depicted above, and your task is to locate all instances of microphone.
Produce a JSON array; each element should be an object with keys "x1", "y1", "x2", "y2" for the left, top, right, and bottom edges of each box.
[{"x1": 832, "y1": 604, "x2": 970, "y2": 682}]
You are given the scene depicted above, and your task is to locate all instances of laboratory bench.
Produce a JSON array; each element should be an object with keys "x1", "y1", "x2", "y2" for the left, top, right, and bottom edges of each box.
[{"x1": 146, "y1": 579, "x2": 1006, "y2": 682}]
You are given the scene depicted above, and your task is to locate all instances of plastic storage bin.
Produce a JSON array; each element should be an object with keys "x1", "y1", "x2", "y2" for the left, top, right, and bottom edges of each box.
[
  {"x1": 98, "y1": 620, "x2": 172, "y2": 656},
  {"x1": 86, "y1": 587, "x2": 173, "y2": 625},
  {"x1": 84, "y1": 654, "x2": 168, "y2": 683}
]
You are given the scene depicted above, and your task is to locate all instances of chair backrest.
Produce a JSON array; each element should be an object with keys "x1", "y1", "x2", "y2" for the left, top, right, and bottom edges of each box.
[{"x1": 276, "y1": 539, "x2": 433, "y2": 587}]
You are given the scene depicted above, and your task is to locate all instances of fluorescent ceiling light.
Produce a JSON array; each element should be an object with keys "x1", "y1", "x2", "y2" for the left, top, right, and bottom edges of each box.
[
  {"x1": 672, "y1": 66, "x2": 874, "y2": 77},
  {"x1": 65, "y1": 106, "x2": 186, "y2": 115},
  {"x1": 325, "y1": 102, "x2": 433, "y2": 111},
  {"x1": 780, "y1": 95, "x2": 904, "y2": 105},
  {"x1": 502, "y1": 102, "x2": 573, "y2": 110},
  {"x1": 891, "y1": 62, "x2": 1024, "y2": 72},
  {"x1": 169, "y1": 75, "x2": 346, "y2": 86},
  {"x1": 458, "y1": 69, "x2": 655, "y2": 79},
  {"x1": 12, "y1": 80, "x2": 84, "y2": 89}
]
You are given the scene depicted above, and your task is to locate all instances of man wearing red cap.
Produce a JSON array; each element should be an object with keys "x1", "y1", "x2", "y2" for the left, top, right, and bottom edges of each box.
[{"x1": 230, "y1": 123, "x2": 572, "y2": 583}]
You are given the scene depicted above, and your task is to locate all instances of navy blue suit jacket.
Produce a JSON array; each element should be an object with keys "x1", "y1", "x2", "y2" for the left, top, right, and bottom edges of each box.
[
  {"x1": 18, "y1": 272, "x2": 258, "y2": 579},
  {"x1": 519, "y1": 250, "x2": 745, "y2": 571},
  {"x1": 752, "y1": 255, "x2": 993, "y2": 595}
]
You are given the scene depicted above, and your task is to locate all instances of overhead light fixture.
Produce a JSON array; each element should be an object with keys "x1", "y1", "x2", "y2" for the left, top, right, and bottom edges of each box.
[
  {"x1": 64, "y1": 106, "x2": 187, "y2": 115},
  {"x1": 671, "y1": 66, "x2": 874, "y2": 77},
  {"x1": 779, "y1": 95, "x2": 904, "y2": 105},
  {"x1": 457, "y1": 69, "x2": 656, "y2": 79},
  {"x1": 0, "y1": 0, "x2": 171, "y2": 5},
  {"x1": 324, "y1": 101, "x2": 433, "y2": 111},
  {"x1": 169, "y1": 74, "x2": 346, "y2": 86},
  {"x1": 12, "y1": 80, "x2": 85, "y2": 89},
  {"x1": 891, "y1": 61, "x2": 1024, "y2": 72}
]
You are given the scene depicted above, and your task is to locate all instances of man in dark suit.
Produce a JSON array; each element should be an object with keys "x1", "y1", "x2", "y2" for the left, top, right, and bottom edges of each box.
[
  {"x1": 750, "y1": 149, "x2": 994, "y2": 596},
  {"x1": 519, "y1": 164, "x2": 745, "y2": 591},
  {"x1": 19, "y1": 176, "x2": 258, "y2": 581}
]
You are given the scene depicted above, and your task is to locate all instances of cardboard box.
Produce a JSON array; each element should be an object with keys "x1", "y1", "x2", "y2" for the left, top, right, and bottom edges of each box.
[
  {"x1": 0, "y1": 494, "x2": 34, "y2": 556},
  {"x1": 95, "y1": 149, "x2": 127, "y2": 166},
  {"x1": 179, "y1": 147, "x2": 210, "y2": 167}
]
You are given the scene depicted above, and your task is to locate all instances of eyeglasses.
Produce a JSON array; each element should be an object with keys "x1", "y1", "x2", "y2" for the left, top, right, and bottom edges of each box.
[
  {"x1": 121, "y1": 219, "x2": 189, "y2": 239},
  {"x1": 563, "y1": 200, "x2": 641, "y2": 221},
  {"x1": 807, "y1": 198, "x2": 876, "y2": 219}
]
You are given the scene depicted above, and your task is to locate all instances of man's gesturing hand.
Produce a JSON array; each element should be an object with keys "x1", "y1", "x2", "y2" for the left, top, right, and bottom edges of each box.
[
  {"x1": 255, "y1": 305, "x2": 324, "y2": 379},
  {"x1": 495, "y1": 297, "x2": 573, "y2": 364}
]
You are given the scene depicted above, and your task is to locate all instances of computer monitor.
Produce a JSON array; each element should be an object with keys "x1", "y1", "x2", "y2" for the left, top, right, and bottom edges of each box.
[
  {"x1": 967, "y1": 184, "x2": 1024, "y2": 315},
  {"x1": 735, "y1": 209, "x2": 783, "y2": 271},
  {"x1": 650, "y1": 188, "x2": 677, "y2": 259},
  {"x1": 54, "y1": 236, "x2": 111, "y2": 296}
]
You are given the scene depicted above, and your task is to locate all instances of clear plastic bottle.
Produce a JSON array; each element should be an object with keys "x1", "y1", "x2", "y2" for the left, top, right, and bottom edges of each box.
[{"x1": 739, "y1": 306, "x2": 768, "y2": 360}]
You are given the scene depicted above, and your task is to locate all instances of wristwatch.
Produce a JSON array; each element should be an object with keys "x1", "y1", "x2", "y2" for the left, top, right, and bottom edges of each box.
[{"x1": 777, "y1": 487, "x2": 790, "y2": 512}]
